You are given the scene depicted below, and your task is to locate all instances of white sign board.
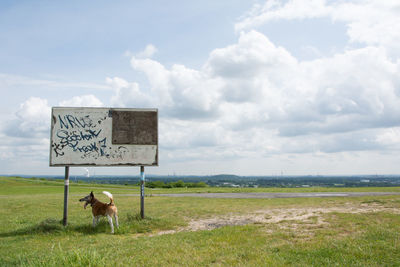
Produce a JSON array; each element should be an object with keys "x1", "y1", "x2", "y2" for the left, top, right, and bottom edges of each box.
[{"x1": 49, "y1": 107, "x2": 158, "y2": 166}]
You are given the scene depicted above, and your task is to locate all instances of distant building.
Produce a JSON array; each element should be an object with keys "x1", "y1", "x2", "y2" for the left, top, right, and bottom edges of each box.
[{"x1": 222, "y1": 182, "x2": 240, "y2": 187}]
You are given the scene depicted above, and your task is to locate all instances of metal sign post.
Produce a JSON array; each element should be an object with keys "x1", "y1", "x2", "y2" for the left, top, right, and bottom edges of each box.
[
  {"x1": 140, "y1": 166, "x2": 145, "y2": 219},
  {"x1": 63, "y1": 166, "x2": 70, "y2": 226}
]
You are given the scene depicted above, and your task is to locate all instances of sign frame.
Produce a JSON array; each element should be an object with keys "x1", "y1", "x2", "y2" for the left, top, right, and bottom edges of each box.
[{"x1": 49, "y1": 107, "x2": 158, "y2": 167}]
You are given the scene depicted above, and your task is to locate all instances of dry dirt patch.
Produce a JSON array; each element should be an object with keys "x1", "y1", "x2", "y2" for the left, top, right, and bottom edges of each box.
[{"x1": 154, "y1": 202, "x2": 399, "y2": 236}]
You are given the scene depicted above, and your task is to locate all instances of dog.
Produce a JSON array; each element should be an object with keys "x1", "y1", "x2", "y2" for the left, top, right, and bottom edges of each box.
[{"x1": 79, "y1": 191, "x2": 119, "y2": 233}]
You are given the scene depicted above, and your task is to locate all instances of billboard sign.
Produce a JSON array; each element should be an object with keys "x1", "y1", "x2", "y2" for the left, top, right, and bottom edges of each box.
[{"x1": 50, "y1": 107, "x2": 158, "y2": 166}]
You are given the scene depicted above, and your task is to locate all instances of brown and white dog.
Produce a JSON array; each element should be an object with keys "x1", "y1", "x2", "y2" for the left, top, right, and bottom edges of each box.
[{"x1": 79, "y1": 191, "x2": 119, "y2": 233}]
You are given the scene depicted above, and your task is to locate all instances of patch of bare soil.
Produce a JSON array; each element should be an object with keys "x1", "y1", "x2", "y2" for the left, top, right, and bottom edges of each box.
[{"x1": 153, "y1": 203, "x2": 399, "y2": 236}]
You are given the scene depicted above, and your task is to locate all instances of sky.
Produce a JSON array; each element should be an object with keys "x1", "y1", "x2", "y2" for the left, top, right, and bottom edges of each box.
[{"x1": 1, "y1": 0, "x2": 400, "y2": 177}]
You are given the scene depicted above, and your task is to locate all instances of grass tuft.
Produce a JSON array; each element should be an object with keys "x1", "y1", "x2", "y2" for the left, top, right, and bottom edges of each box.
[
  {"x1": 361, "y1": 199, "x2": 386, "y2": 204},
  {"x1": 126, "y1": 212, "x2": 145, "y2": 222},
  {"x1": 0, "y1": 218, "x2": 64, "y2": 237},
  {"x1": 121, "y1": 212, "x2": 178, "y2": 234},
  {"x1": 15, "y1": 248, "x2": 109, "y2": 267},
  {"x1": 35, "y1": 218, "x2": 64, "y2": 233},
  {"x1": 69, "y1": 220, "x2": 112, "y2": 235}
]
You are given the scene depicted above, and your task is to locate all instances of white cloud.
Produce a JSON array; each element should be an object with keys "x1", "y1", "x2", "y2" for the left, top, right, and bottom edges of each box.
[
  {"x1": 4, "y1": 97, "x2": 51, "y2": 138},
  {"x1": 110, "y1": 56, "x2": 223, "y2": 119},
  {"x1": 0, "y1": 97, "x2": 51, "y2": 171},
  {"x1": 107, "y1": 77, "x2": 152, "y2": 107},
  {"x1": 136, "y1": 44, "x2": 158, "y2": 59},
  {"x1": 331, "y1": 1, "x2": 400, "y2": 50},
  {"x1": 124, "y1": 44, "x2": 158, "y2": 60},
  {"x1": 235, "y1": 0, "x2": 331, "y2": 32},
  {"x1": 376, "y1": 127, "x2": 400, "y2": 148},
  {"x1": 279, "y1": 46, "x2": 400, "y2": 136},
  {"x1": 59, "y1": 94, "x2": 104, "y2": 107},
  {"x1": 206, "y1": 30, "x2": 298, "y2": 79},
  {"x1": 235, "y1": 0, "x2": 400, "y2": 55}
]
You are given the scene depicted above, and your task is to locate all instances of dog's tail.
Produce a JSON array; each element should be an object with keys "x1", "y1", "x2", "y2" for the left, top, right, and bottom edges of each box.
[{"x1": 102, "y1": 191, "x2": 114, "y2": 205}]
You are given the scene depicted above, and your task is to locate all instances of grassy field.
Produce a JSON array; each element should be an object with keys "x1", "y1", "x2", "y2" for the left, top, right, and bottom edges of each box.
[{"x1": 1, "y1": 176, "x2": 400, "y2": 266}]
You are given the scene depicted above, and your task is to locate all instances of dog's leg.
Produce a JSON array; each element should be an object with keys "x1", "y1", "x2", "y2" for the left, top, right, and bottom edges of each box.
[
  {"x1": 107, "y1": 215, "x2": 114, "y2": 234},
  {"x1": 114, "y1": 213, "x2": 119, "y2": 228},
  {"x1": 92, "y1": 216, "x2": 97, "y2": 227},
  {"x1": 92, "y1": 216, "x2": 100, "y2": 227}
]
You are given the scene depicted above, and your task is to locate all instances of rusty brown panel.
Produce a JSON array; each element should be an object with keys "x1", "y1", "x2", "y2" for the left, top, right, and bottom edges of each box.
[{"x1": 111, "y1": 110, "x2": 158, "y2": 145}]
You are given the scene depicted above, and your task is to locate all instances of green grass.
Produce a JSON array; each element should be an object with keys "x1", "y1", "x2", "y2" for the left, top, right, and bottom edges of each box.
[{"x1": 1, "y1": 176, "x2": 400, "y2": 266}]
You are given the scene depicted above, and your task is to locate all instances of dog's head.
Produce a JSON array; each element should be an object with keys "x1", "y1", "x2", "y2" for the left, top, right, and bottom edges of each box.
[{"x1": 79, "y1": 191, "x2": 94, "y2": 209}]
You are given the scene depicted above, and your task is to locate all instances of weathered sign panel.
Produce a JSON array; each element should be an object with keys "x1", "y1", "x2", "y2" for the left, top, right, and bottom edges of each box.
[{"x1": 49, "y1": 107, "x2": 158, "y2": 166}]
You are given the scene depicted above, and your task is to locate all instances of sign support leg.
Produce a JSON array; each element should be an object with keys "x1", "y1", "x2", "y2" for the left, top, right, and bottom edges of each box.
[
  {"x1": 63, "y1": 166, "x2": 70, "y2": 226},
  {"x1": 140, "y1": 166, "x2": 145, "y2": 219}
]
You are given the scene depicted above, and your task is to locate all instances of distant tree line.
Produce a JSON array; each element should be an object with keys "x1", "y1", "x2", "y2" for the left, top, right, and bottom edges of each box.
[{"x1": 145, "y1": 180, "x2": 208, "y2": 188}]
